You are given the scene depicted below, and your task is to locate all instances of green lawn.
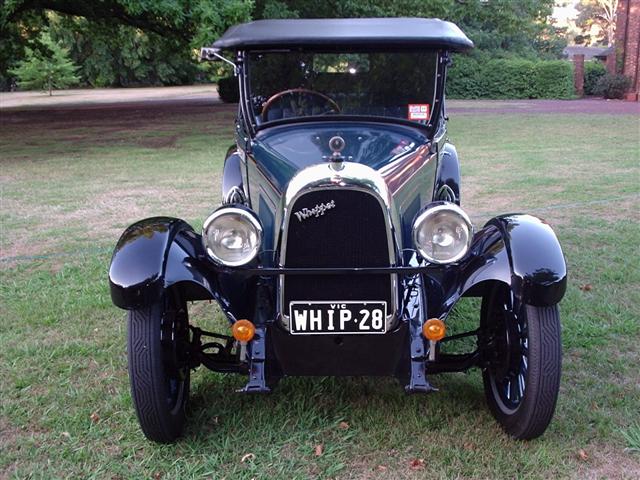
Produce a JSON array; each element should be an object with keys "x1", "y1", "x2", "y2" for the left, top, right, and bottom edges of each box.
[{"x1": 1, "y1": 104, "x2": 639, "y2": 479}]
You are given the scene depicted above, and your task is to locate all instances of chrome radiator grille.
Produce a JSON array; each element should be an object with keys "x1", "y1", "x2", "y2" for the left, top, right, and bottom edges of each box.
[{"x1": 282, "y1": 189, "x2": 393, "y2": 309}]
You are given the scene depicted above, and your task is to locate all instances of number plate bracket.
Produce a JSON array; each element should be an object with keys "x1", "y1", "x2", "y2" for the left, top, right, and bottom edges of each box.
[
  {"x1": 404, "y1": 277, "x2": 437, "y2": 394},
  {"x1": 289, "y1": 301, "x2": 387, "y2": 334}
]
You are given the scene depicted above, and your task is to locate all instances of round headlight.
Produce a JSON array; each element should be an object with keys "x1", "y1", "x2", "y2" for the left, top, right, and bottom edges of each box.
[
  {"x1": 413, "y1": 203, "x2": 473, "y2": 264},
  {"x1": 202, "y1": 208, "x2": 262, "y2": 266}
]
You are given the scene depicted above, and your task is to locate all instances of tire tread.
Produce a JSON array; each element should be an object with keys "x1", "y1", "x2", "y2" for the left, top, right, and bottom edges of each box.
[
  {"x1": 128, "y1": 302, "x2": 187, "y2": 443},
  {"x1": 482, "y1": 291, "x2": 562, "y2": 440},
  {"x1": 516, "y1": 304, "x2": 562, "y2": 439}
]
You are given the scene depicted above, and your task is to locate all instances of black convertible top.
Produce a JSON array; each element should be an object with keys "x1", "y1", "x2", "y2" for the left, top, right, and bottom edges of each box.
[{"x1": 213, "y1": 18, "x2": 473, "y2": 52}]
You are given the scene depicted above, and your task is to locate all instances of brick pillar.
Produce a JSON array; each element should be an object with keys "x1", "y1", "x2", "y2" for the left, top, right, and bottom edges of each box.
[
  {"x1": 622, "y1": 0, "x2": 640, "y2": 99},
  {"x1": 615, "y1": 0, "x2": 630, "y2": 74},
  {"x1": 615, "y1": 0, "x2": 640, "y2": 100},
  {"x1": 573, "y1": 54, "x2": 585, "y2": 97}
]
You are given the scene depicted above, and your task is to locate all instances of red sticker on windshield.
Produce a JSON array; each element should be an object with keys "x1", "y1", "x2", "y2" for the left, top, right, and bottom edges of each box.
[{"x1": 408, "y1": 104, "x2": 430, "y2": 121}]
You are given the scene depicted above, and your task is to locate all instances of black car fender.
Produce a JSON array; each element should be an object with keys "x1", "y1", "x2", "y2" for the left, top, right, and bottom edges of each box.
[
  {"x1": 424, "y1": 213, "x2": 567, "y2": 319},
  {"x1": 484, "y1": 214, "x2": 567, "y2": 306},
  {"x1": 109, "y1": 217, "x2": 216, "y2": 310},
  {"x1": 433, "y1": 143, "x2": 461, "y2": 205},
  {"x1": 222, "y1": 148, "x2": 247, "y2": 205}
]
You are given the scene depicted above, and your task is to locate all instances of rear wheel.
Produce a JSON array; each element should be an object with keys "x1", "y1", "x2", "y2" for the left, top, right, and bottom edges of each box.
[
  {"x1": 127, "y1": 291, "x2": 190, "y2": 443},
  {"x1": 481, "y1": 284, "x2": 562, "y2": 440}
]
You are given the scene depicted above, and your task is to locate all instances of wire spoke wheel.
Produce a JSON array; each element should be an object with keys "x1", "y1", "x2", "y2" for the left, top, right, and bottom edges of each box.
[
  {"x1": 481, "y1": 283, "x2": 562, "y2": 440},
  {"x1": 486, "y1": 291, "x2": 528, "y2": 412}
]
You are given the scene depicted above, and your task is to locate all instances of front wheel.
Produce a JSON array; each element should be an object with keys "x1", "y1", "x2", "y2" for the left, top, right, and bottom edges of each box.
[
  {"x1": 127, "y1": 291, "x2": 191, "y2": 443},
  {"x1": 481, "y1": 284, "x2": 562, "y2": 440}
]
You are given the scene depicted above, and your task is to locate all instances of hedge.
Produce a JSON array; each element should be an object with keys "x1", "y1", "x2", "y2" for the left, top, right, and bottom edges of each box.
[
  {"x1": 584, "y1": 60, "x2": 607, "y2": 96},
  {"x1": 447, "y1": 56, "x2": 574, "y2": 99}
]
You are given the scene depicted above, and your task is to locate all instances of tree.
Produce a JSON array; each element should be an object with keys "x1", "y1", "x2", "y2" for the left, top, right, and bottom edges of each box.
[
  {"x1": 575, "y1": 0, "x2": 618, "y2": 46},
  {"x1": 9, "y1": 30, "x2": 79, "y2": 94},
  {"x1": 2, "y1": 0, "x2": 253, "y2": 50},
  {"x1": 1, "y1": 1, "x2": 253, "y2": 88},
  {"x1": 253, "y1": 0, "x2": 564, "y2": 58},
  {"x1": 48, "y1": 14, "x2": 200, "y2": 87},
  {"x1": 1, "y1": 0, "x2": 566, "y2": 89}
]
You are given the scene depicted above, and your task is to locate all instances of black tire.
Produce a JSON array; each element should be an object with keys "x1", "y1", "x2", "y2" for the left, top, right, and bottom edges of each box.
[
  {"x1": 127, "y1": 291, "x2": 190, "y2": 443},
  {"x1": 481, "y1": 284, "x2": 562, "y2": 440}
]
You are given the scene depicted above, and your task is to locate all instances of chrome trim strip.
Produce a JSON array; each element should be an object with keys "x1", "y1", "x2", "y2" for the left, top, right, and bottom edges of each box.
[{"x1": 275, "y1": 162, "x2": 401, "y2": 331}]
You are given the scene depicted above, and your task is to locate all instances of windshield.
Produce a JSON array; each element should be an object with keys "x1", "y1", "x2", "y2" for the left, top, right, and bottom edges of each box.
[{"x1": 247, "y1": 51, "x2": 439, "y2": 127}]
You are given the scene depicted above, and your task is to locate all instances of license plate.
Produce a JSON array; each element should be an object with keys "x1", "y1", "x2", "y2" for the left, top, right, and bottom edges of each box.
[{"x1": 289, "y1": 301, "x2": 387, "y2": 334}]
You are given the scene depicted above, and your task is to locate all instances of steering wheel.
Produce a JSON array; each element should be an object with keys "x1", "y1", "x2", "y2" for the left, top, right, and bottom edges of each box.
[{"x1": 261, "y1": 88, "x2": 340, "y2": 122}]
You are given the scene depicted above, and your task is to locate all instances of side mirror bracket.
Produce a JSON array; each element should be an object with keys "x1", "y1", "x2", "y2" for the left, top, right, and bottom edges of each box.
[{"x1": 200, "y1": 47, "x2": 239, "y2": 76}]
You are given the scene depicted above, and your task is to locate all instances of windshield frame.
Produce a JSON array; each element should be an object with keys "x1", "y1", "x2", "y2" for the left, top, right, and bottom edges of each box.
[{"x1": 237, "y1": 48, "x2": 449, "y2": 139}]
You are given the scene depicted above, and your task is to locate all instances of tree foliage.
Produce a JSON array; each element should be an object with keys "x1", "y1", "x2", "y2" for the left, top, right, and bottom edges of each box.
[
  {"x1": 3, "y1": 0, "x2": 253, "y2": 46},
  {"x1": 1, "y1": 0, "x2": 253, "y2": 88},
  {"x1": 254, "y1": 0, "x2": 565, "y2": 58},
  {"x1": 2, "y1": 0, "x2": 568, "y2": 90},
  {"x1": 9, "y1": 30, "x2": 79, "y2": 94},
  {"x1": 49, "y1": 15, "x2": 199, "y2": 87},
  {"x1": 575, "y1": 0, "x2": 618, "y2": 46}
]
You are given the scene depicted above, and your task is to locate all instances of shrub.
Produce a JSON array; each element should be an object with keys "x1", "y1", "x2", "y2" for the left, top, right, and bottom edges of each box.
[
  {"x1": 584, "y1": 61, "x2": 607, "y2": 96},
  {"x1": 594, "y1": 73, "x2": 633, "y2": 99},
  {"x1": 217, "y1": 76, "x2": 239, "y2": 103},
  {"x1": 447, "y1": 56, "x2": 574, "y2": 99}
]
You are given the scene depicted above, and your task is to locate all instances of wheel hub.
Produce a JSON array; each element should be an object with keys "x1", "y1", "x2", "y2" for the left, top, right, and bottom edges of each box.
[
  {"x1": 483, "y1": 292, "x2": 529, "y2": 411},
  {"x1": 160, "y1": 302, "x2": 190, "y2": 409},
  {"x1": 491, "y1": 310, "x2": 521, "y2": 379}
]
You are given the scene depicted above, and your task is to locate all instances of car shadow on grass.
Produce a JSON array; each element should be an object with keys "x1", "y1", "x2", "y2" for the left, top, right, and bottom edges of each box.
[{"x1": 183, "y1": 372, "x2": 488, "y2": 443}]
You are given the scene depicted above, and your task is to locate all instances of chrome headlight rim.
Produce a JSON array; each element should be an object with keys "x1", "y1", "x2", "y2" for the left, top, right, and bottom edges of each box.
[
  {"x1": 413, "y1": 202, "x2": 473, "y2": 265},
  {"x1": 202, "y1": 206, "x2": 263, "y2": 267}
]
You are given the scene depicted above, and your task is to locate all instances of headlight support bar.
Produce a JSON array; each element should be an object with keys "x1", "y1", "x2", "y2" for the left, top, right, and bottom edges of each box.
[{"x1": 210, "y1": 265, "x2": 446, "y2": 276}]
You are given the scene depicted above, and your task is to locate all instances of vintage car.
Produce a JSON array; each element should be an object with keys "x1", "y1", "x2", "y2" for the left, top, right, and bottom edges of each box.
[{"x1": 109, "y1": 18, "x2": 567, "y2": 443}]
